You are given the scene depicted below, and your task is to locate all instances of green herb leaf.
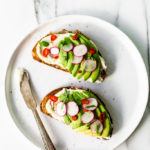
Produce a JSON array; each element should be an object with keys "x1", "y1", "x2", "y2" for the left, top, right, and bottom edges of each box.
[
  {"x1": 39, "y1": 41, "x2": 49, "y2": 47},
  {"x1": 96, "y1": 124, "x2": 100, "y2": 134},
  {"x1": 58, "y1": 89, "x2": 70, "y2": 103},
  {"x1": 85, "y1": 105, "x2": 96, "y2": 108}
]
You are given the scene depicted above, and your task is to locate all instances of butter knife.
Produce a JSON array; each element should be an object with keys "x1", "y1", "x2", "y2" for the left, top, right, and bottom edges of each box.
[{"x1": 20, "y1": 70, "x2": 56, "y2": 150}]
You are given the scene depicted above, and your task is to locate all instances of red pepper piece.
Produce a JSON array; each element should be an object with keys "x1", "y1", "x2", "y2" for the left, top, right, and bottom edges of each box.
[
  {"x1": 51, "y1": 35, "x2": 57, "y2": 41},
  {"x1": 72, "y1": 115, "x2": 78, "y2": 121},
  {"x1": 72, "y1": 34, "x2": 79, "y2": 40},
  {"x1": 89, "y1": 48, "x2": 96, "y2": 54},
  {"x1": 54, "y1": 55, "x2": 59, "y2": 59},
  {"x1": 99, "y1": 112, "x2": 106, "y2": 123},
  {"x1": 49, "y1": 95, "x2": 58, "y2": 102},
  {"x1": 42, "y1": 48, "x2": 49, "y2": 57},
  {"x1": 78, "y1": 70, "x2": 82, "y2": 73},
  {"x1": 83, "y1": 108, "x2": 88, "y2": 112},
  {"x1": 81, "y1": 99, "x2": 90, "y2": 104}
]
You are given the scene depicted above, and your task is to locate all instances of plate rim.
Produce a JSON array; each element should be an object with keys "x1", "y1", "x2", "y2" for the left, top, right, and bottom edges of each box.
[{"x1": 5, "y1": 14, "x2": 149, "y2": 149}]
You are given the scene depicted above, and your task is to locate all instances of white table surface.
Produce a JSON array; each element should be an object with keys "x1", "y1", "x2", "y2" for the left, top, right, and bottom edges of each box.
[{"x1": 0, "y1": 0, "x2": 150, "y2": 149}]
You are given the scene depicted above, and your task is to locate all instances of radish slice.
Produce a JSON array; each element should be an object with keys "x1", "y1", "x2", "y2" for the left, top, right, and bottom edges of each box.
[
  {"x1": 72, "y1": 56, "x2": 83, "y2": 64},
  {"x1": 50, "y1": 101, "x2": 54, "y2": 107},
  {"x1": 50, "y1": 47, "x2": 59, "y2": 56},
  {"x1": 81, "y1": 111, "x2": 94, "y2": 124},
  {"x1": 67, "y1": 101, "x2": 79, "y2": 116},
  {"x1": 73, "y1": 44, "x2": 88, "y2": 57},
  {"x1": 90, "y1": 120, "x2": 103, "y2": 134},
  {"x1": 83, "y1": 97, "x2": 98, "y2": 111},
  {"x1": 83, "y1": 59, "x2": 97, "y2": 72},
  {"x1": 56, "y1": 101, "x2": 66, "y2": 117},
  {"x1": 63, "y1": 43, "x2": 73, "y2": 52}
]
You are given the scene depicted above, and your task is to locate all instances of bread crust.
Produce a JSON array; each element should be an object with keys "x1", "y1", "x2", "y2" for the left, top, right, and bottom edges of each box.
[
  {"x1": 40, "y1": 86, "x2": 113, "y2": 139},
  {"x1": 32, "y1": 29, "x2": 106, "y2": 79}
]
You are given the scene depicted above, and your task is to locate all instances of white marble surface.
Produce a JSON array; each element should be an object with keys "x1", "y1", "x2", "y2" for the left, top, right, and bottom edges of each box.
[{"x1": 0, "y1": 0, "x2": 150, "y2": 149}]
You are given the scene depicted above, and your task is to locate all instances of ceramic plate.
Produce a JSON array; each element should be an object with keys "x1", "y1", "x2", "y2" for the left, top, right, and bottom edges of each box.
[{"x1": 5, "y1": 15, "x2": 149, "y2": 150}]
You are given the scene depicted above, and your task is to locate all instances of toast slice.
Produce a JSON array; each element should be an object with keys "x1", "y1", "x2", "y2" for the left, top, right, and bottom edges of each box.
[
  {"x1": 32, "y1": 29, "x2": 107, "y2": 83},
  {"x1": 40, "y1": 87, "x2": 113, "y2": 140}
]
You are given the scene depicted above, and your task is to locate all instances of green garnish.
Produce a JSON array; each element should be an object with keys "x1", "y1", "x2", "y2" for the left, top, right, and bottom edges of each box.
[
  {"x1": 58, "y1": 89, "x2": 70, "y2": 103},
  {"x1": 96, "y1": 124, "x2": 100, "y2": 134},
  {"x1": 39, "y1": 41, "x2": 49, "y2": 47},
  {"x1": 85, "y1": 105, "x2": 96, "y2": 108}
]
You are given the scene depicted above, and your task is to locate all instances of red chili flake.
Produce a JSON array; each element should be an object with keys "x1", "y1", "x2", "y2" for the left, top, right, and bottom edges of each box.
[
  {"x1": 72, "y1": 34, "x2": 79, "y2": 40},
  {"x1": 72, "y1": 115, "x2": 78, "y2": 121},
  {"x1": 42, "y1": 48, "x2": 49, "y2": 57},
  {"x1": 49, "y1": 95, "x2": 58, "y2": 102},
  {"x1": 51, "y1": 35, "x2": 57, "y2": 41},
  {"x1": 78, "y1": 70, "x2": 82, "y2": 73},
  {"x1": 83, "y1": 108, "x2": 88, "y2": 112},
  {"x1": 99, "y1": 112, "x2": 106, "y2": 123},
  {"x1": 81, "y1": 99, "x2": 90, "y2": 104},
  {"x1": 54, "y1": 55, "x2": 59, "y2": 59},
  {"x1": 89, "y1": 48, "x2": 96, "y2": 54}
]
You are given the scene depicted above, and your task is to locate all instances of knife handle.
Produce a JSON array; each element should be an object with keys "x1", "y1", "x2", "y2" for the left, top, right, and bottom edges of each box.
[{"x1": 32, "y1": 110, "x2": 56, "y2": 150}]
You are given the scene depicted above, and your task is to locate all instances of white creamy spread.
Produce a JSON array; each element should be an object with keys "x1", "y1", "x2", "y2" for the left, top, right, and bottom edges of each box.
[{"x1": 36, "y1": 33, "x2": 107, "y2": 82}]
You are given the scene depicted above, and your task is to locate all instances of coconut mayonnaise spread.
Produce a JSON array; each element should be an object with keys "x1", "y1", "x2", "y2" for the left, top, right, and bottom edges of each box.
[{"x1": 36, "y1": 33, "x2": 74, "y2": 67}]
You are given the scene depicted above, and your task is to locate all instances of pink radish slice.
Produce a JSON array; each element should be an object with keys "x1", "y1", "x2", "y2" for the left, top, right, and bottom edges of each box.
[
  {"x1": 82, "y1": 59, "x2": 97, "y2": 72},
  {"x1": 72, "y1": 56, "x2": 83, "y2": 64},
  {"x1": 90, "y1": 120, "x2": 103, "y2": 134},
  {"x1": 56, "y1": 101, "x2": 66, "y2": 117},
  {"x1": 63, "y1": 43, "x2": 73, "y2": 52},
  {"x1": 50, "y1": 47, "x2": 59, "y2": 56},
  {"x1": 73, "y1": 44, "x2": 88, "y2": 57},
  {"x1": 67, "y1": 101, "x2": 79, "y2": 116},
  {"x1": 83, "y1": 97, "x2": 98, "y2": 111},
  {"x1": 81, "y1": 111, "x2": 94, "y2": 124},
  {"x1": 50, "y1": 101, "x2": 54, "y2": 107}
]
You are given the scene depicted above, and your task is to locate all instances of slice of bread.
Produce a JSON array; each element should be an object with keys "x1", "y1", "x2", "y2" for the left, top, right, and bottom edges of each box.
[
  {"x1": 40, "y1": 87, "x2": 113, "y2": 140},
  {"x1": 32, "y1": 29, "x2": 106, "y2": 82}
]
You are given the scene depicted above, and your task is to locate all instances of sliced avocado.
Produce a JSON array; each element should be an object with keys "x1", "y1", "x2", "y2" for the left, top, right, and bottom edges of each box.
[
  {"x1": 59, "y1": 43, "x2": 68, "y2": 68},
  {"x1": 79, "y1": 37, "x2": 87, "y2": 45},
  {"x1": 90, "y1": 53, "x2": 101, "y2": 83},
  {"x1": 67, "y1": 51, "x2": 74, "y2": 72},
  {"x1": 76, "y1": 59, "x2": 85, "y2": 80},
  {"x1": 76, "y1": 69, "x2": 85, "y2": 80},
  {"x1": 90, "y1": 60, "x2": 100, "y2": 83},
  {"x1": 83, "y1": 72, "x2": 91, "y2": 81},
  {"x1": 63, "y1": 115, "x2": 71, "y2": 125},
  {"x1": 78, "y1": 34, "x2": 97, "y2": 49},
  {"x1": 75, "y1": 123, "x2": 90, "y2": 132},
  {"x1": 71, "y1": 112, "x2": 83, "y2": 129},
  {"x1": 72, "y1": 91, "x2": 88, "y2": 105},
  {"x1": 69, "y1": 35, "x2": 80, "y2": 46},
  {"x1": 102, "y1": 118, "x2": 111, "y2": 137},
  {"x1": 95, "y1": 107, "x2": 101, "y2": 117},
  {"x1": 58, "y1": 40, "x2": 64, "y2": 48},
  {"x1": 82, "y1": 91, "x2": 112, "y2": 137},
  {"x1": 72, "y1": 64, "x2": 80, "y2": 77}
]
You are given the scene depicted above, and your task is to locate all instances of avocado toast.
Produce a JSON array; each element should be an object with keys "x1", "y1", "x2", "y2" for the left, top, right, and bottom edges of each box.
[
  {"x1": 32, "y1": 30, "x2": 107, "y2": 83},
  {"x1": 40, "y1": 87, "x2": 113, "y2": 139}
]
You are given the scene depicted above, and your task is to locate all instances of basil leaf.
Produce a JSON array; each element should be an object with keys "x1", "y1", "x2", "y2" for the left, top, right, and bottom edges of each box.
[
  {"x1": 58, "y1": 89, "x2": 70, "y2": 103},
  {"x1": 39, "y1": 41, "x2": 49, "y2": 47},
  {"x1": 85, "y1": 105, "x2": 95, "y2": 108}
]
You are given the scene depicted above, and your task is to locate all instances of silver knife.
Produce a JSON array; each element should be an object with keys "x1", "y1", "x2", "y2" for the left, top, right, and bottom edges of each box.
[{"x1": 20, "y1": 69, "x2": 56, "y2": 150}]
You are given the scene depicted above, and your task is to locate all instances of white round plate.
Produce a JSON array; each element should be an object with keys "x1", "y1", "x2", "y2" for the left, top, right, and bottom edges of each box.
[{"x1": 5, "y1": 15, "x2": 149, "y2": 150}]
